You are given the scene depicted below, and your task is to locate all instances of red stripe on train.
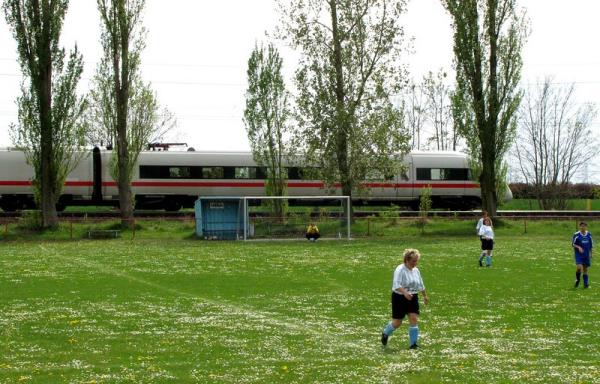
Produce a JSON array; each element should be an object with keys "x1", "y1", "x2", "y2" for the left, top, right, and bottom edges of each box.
[
  {"x1": 0, "y1": 181, "x2": 93, "y2": 186},
  {"x1": 1, "y1": 180, "x2": 480, "y2": 189}
]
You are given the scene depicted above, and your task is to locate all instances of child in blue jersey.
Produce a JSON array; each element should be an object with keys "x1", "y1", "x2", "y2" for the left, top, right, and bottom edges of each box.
[{"x1": 573, "y1": 222, "x2": 593, "y2": 288}]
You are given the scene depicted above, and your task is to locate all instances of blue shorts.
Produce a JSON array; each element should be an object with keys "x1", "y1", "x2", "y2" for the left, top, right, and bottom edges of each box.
[{"x1": 575, "y1": 255, "x2": 591, "y2": 267}]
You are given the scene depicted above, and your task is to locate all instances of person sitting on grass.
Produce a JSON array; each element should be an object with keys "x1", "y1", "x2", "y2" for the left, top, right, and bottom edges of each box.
[
  {"x1": 573, "y1": 221, "x2": 593, "y2": 288},
  {"x1": 306, "y1": 223, "x2": 320, "y2": 241}
]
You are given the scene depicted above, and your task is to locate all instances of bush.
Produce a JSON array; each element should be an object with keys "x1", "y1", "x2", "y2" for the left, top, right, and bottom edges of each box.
[
  {"x1": 17, "y1": 210, "x2": 43, "y2": 230},
  {"x1": 509, "y1": 183, "x2": 599, "y2": 200}
]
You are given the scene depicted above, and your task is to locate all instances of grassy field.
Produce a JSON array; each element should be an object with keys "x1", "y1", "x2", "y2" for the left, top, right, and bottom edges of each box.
[{"x1": 1, "y1": 224, "x2": 599, "y2": 383}]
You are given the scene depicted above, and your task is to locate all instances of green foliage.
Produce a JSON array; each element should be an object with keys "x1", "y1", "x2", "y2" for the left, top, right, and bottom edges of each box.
[
  {"x1": 16, "y1": 210, "x2": 43, "y2": 230},
  {"x1": 277, "y1": 0, "x2": 411, "y2": 203},
  {"x1": 417, "y1": 185, "x2": 432, "y2": 233},
  {"x1": 244, "y1": 43, "x2": 291, "y2": 219},
  {"x1": 95, "y1": 0, "x2": 156, "y2": 226},
  {"x1": 443, "y1": 0, "x2": 528, "y2": 215},
  {"x1": 378, "y1": 204, "x2": 400, "y2": 225},
  {"x1": 419, "y1": 185, "x2": 433, "y2": 216},
  {"x1": 4, "y1": 0, "x2": 88, "y2": 227}
]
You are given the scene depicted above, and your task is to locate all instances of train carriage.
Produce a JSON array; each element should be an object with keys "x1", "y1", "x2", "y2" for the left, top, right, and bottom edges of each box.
[{"x1": 0, "y1": 147, "x2": 511, "y2": 212}]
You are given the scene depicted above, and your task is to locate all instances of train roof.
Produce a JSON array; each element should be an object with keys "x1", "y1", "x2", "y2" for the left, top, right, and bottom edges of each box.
[
  {"x1": 0, "y1": 147, "x2": 470, "y2": 160},
  {"x1": 408, "y1": 150, "x2": 468, "y2": 158}
]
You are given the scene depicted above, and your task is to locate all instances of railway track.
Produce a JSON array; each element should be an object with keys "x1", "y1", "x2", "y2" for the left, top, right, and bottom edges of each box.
[{"x1": 0, "y1": 210, "x2": 598, "y2": 219}]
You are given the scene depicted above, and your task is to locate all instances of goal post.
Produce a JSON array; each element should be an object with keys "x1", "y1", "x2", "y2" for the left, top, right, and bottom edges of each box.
[{"x1": 241, "y1": 196, "x2": 351, "y2": 241}]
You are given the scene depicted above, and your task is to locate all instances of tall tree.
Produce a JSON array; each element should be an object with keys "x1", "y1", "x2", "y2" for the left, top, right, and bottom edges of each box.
[
  {"x1": 403, "y1": 80, "x2": 428, "y2": 150},
  {"x1": 278, "y1": 0, "x2": 410, "y2": 216},
  {"x1": 3, "y1": 0, "x2": 87, "y2": 228},
  {"x1": 85, "y1": 61, "x2": 177, "y2": 150},
  {"x1": 244, "y1": 43, "x2": 291, "y2": 220},
  {"x1": 422, "y1": 70, "x2": 456, "y2": 151},
  {"x1": 443, "y1": 0, "x2": 527, "y2": 215},
  {"x1": 96, "y1": 0, "x2": 147, "y2": 227},
  {"x1": 513, "y1": 78, "x2": 598, "y2": 209}
]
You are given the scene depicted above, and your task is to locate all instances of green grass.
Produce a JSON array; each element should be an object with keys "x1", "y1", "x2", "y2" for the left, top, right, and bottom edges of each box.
[{"x1": 1, "y1": 226, "x2": 599, "y2": 383}]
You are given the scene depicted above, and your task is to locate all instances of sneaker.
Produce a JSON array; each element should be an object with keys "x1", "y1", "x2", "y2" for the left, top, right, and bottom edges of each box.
[
  {"x1": 575, "y1": 280, "x2": 580, "y2": 288},
  {"x1": 381, "y1": 333, "x2": 388, "y2": 346},
  {"x1": 478, "y1": 259, "x2": 483, "y2": 267},
  {"x1": 584, "y1": 284, "x2": 589, "y2": 289},
  {"x1": 409, "y1": 343, "x2": 418, "y2": 350}
]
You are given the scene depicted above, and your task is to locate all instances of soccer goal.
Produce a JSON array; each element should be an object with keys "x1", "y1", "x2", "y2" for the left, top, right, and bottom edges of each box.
[{"x1": 241, "y1": 196, "x2": 351, "y2": 241}]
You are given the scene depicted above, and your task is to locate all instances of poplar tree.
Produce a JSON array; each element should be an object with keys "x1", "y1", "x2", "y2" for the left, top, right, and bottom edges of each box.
[
  {"x1": 96, "y1": 0, "x2": 148, "y2": 226},
  {"x1": 443, "y1": 0, "x2": 527, "y2": 215},
  {"x1": 244, "y1": 43, "x2": 291, "y2": 220},
  {"x1": 3, "y1": 0, "x2": 87, "y2": 227}
]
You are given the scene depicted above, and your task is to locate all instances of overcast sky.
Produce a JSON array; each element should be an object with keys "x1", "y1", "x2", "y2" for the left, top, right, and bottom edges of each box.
[{"x1": 1, "y1": 0, "x2": 599, "y2": 181}]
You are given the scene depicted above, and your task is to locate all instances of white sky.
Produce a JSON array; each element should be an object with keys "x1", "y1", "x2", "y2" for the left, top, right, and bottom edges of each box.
[{"x1": 1, "y1": 0, "x2": 599, "y2": 181}]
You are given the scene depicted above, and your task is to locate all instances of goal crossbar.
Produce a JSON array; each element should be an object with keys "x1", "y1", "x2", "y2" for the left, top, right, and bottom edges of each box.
[{"x1": 241, "y1": 196, "x2": 351, "y2": 241}]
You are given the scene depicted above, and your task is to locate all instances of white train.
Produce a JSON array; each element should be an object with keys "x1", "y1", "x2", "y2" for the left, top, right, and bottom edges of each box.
[{"x1": 0, "y1": 148, "x2": 511, "y2": 212}]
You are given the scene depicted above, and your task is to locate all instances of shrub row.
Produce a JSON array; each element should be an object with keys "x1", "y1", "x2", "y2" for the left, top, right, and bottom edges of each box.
[{"x1": 509, "y1": 183, "x2": 599, "y2": 199}]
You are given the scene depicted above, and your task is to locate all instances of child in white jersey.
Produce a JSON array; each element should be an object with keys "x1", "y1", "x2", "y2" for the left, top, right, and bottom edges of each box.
[
  {"x1": 476, "y1": 211, "x2": 493, "y2": 266},
  {"x1": 381, "y1": 249, "x2": 429, "y2": 349},
  {"x1": 478, "y1": 217, "x2": 494, "y2": 267}
]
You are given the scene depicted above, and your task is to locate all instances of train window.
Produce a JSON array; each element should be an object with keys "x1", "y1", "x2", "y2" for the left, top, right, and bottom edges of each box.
[
  {"x1": 223, "y1": 167, "x2": 235, "y2": 179},
  {"x1": 140, "y1": 165, "x2": 168, "y2": 179},
  {"x1": 297, "y1": 167, "x2": 319, "y2": 180},
  {"x1": 431, "y1": 169, "x2": 443, "y2": 180},
  {"x1": 169, "y1": 166, "x2": 191, "y2": 179},
  {"x1": 287, "y1": 167, "x2": 300, "y2": 180},
  {"x1": 416, "y1": 168, "x2": 469, "y2": 181},
  {"x1": 256, "y1": 167, "x2": 267, "y2": 179},
  {"x1": 445, "y1": 168, "x2": 469, "y2": 180},
  {"x1": 416, "y1": 168, "x2": 430, "y2": 180},
  {"x1": 235, "y1": 167, "x2": 257, "y2": 179},
  {"x1": 202, "y1": 167, "x2": 224, "y2": 179}
]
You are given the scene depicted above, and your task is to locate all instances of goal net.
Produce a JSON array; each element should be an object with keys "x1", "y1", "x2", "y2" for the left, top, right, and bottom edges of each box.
[{"x1": 241, "y1": 196, "x2": 351, "y2": 241}]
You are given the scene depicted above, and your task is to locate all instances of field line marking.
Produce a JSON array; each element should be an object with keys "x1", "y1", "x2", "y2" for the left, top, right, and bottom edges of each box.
[{"x1": 37, "y1": 244, "x2": 374, "y2": 353}]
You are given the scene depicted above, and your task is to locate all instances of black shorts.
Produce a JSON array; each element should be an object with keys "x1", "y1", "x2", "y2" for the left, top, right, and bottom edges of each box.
[
  {"x1": 481, "y1": 238, "x2": 494, "y2": 250},
  {"x1": 391, "y1": 291, "x2": 419, "y2": 319}
]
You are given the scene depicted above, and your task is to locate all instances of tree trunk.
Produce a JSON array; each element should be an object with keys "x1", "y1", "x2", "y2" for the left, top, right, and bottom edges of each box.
[
  {"x1": 329, "y1": 0, "x2": 354, "y2": 222},
  {"x1": 115, "y1": 2, "x2": 134, "y2": 229},
  {"x1": 480, "y1": 147, "x2": 498, "y2": 216},
  {"x1": 116, "y1": 92, "x2": 134, "y2": 228},
  {"x1": 39, "y1": 24, "x2": 58, "y2": 229}
]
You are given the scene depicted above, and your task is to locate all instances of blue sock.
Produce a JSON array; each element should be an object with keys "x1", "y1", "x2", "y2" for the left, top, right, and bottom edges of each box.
[
  {"x1": 409, "y1": 326, "x2": 419, "y2": 346},
  {"x1": 486, "y1": 255, "x2": 492, "y2": 266},
  {"x1": 583, "y1": 274, "x2": 589, "y2": 287},
  {"x1": 383, "y1": 322, "x2": 396, "y2": 336}
]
